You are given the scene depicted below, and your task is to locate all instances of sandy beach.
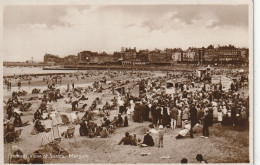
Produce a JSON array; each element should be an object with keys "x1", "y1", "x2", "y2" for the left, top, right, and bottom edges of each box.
[{"x1": 3, "y1": 69, "x2": 249, "y2": 164}]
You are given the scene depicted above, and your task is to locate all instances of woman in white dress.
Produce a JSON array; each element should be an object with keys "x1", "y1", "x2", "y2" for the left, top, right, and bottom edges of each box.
[
  {"x1": 175, "y1": 120, "x2": 191, "y2": 139},
  {"x1": 127, "y1": 100, "x2": 135, "y2": 115},
  {"x1": 217, "y1": 110, "x2": 223, "y2": 125}
]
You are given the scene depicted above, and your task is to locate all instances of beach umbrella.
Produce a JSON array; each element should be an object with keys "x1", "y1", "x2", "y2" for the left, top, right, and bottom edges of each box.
[{"x1": 239, "y1": 69, "x2": 245, "y2": 73}]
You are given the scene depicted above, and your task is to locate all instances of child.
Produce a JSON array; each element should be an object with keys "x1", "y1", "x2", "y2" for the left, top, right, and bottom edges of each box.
[
  {"x1": 158, "y1": 125, "x2": 164, "y2": 148},
  {"x1": 124, "y1": 116, "x2": 128, "y2": 127},
  {"x1": 196, "y1": 154, "x2": 208, "y2": 163}
]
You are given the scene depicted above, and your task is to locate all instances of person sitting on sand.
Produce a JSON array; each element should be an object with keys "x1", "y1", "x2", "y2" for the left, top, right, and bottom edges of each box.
[
  {"x1": 13, "y1": 112, "x2": 29, "y2": 127},
  {"x1": 65, "y1": 96, "x2": 73, "y2": 104},
  {"x1": 131, "y1": 133, "x2": 138, "y2": 146},
  {"x1": 79, "y1": 121, "x2": 88, "y2": 136},
  {"x1": 196, "y1": 154, "x2": 208, "y2": 163},
  {"x1": 10, "y1": 146, "x2": 28, "y2": 164},
  {"x1": 34, "y1": 120, "x2": 46, "y2": 133},
  {"x1": 181, "y1": 158, "x2": 188, "y2": 164},
  {"x1": 118, "y1": 132, "x2": 133, "y2": 145},
  {"x1": 100, "y1": 127, "x2": 109, "y2": 138},
  {"x1": 39, "y1": 100, "x2": 47, "y2": 115},
  {"x1": 29, "y1": 150, "x2": 44, "y2": 164},
  {"x1": 87, "y1": 121, "x2": 97, "y2": 138},
  {"x1": 78, "y1": 95, "x2": 88, "y2": 101},
  {"x1": 175, "y1": 120, "x2": 191, "y2": 139},
  {"x1": 34, "y1": 109, "x2": 43, "y2": 121},
  {"x1": 101, "y1": 117, "x2": 111, "y2": 128},
  {"x1": 103, "y1": 101, "x2": 111, "y2": 110},
  {"x1": 116, "y1": 114, "x2": 124, "y2": 127},
  {"x1": 71, "y1": 112, "x2": 81, "y2": 125},
  {"x1": 142, "y1": 131, "x2": 154, "y2": 147}
]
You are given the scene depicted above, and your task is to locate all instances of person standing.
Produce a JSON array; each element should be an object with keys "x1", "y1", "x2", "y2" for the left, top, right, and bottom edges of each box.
[
  {"x1": 201, "y1": 110, "x2": 210, "y2": 138},
  {"x1": 9, "y1": 81, "x2": 12, "y2": 91},
  {"x1": 170, "y1": 105, "x2": 178, "y2": 129},
  {"x1": 231, "y1": 104, "x2": 236, "y2": 126},
  {"x1": 182, "y1": 106, "x2": 189, "y2": 128},
  {"x1": 189, "y1": 104, "x2": 197, "y2": 138},
  {"x1": 154, "y1": 105, "x2": 161, "y2": 127},
  {"x1": 158, "y1": 125, "x2": 164, "y2": 148},
  {"x1": 67, "y1": 82, "x2": 70, "y2": 92},
  {"x1": 72, "y1": 81, "x2": 75, "y2": 89},
  {"x1": 139, "y1": 101, "x2": 145, "y2": 123},
  {"x1": 71, "y1": 100, "x2": 78, "y2": 111}
]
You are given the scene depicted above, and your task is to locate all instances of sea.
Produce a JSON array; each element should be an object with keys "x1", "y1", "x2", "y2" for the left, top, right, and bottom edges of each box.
[{"x1": 3, "y1": 66, "x2": 83, "y2": 77}]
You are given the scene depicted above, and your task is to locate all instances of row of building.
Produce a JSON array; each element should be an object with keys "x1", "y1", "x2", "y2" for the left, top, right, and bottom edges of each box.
[{"x1": 43, "y1": 45, "x2": 249, "y2": 66}]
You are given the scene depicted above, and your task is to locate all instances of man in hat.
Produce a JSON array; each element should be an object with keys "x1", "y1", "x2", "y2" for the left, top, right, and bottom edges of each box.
[
  {"x1": 139, "y1": 101, "x2": 145, "y2": 123},
  {"x1": 189, "y1": 104, "x2": 197, "y2": 138},
  {"x1": 154, "y1": 104, "x2": 162, "y2": 127},
  {"x1": 201, "y1": 109, "x2": 211, "y2": 138},
  {"x1": 170, "y1": 105, "x2": 178, "y2": 129}
]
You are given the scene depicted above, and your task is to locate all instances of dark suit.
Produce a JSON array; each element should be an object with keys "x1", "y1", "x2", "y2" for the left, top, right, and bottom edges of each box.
[
  {"x1": 203, "y1": 113, "x2": 211, "y2": 137},
  {"x1": 139, "y1": 103, "x2": 145, "y2": 123},
  {"x1": 190, "y1": 106, "x2": 197, "y2": 137}
]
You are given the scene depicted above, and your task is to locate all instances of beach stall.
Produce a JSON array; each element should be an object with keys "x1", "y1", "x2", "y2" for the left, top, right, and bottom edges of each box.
[
  {"x1": 166, "y1": 81, "x2": 175, "y2": 95},
  {"x1": 196, "y1": 66, "x2": 212, "y2": 82}
]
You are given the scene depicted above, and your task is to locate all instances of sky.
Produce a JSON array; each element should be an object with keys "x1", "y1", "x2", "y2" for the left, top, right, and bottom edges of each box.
[{"x1": 3, "y1": 5, "x2": 249, "y2": 62}]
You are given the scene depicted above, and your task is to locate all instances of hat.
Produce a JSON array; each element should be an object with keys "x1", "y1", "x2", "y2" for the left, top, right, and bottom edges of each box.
[
  {"x1": 184, "y1": 120, "x2": 189, "y2": 124},
  {"x1": 146, "y1": 131, "x2": 151, "y2": 134},
  {"x1": 159, "y1": 125, "x2": 163, "y2": 129}
]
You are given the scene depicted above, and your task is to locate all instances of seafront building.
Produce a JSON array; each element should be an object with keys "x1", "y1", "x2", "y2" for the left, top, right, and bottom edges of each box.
[{"x1": 42, "y1": 45, "x2": 249, "y2": 66}]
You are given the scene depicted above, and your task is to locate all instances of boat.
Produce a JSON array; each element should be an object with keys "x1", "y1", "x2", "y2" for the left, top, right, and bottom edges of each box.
[{"x1": 43, "y1": 65, "x2": 65, "y2": 70}]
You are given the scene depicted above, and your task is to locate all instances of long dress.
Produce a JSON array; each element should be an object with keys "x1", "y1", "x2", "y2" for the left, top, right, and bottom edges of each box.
[
  {"x1": 179, "y1": 124, "x2": 191, "y2": 136},
  {"x1": 217, "y1": 112, "x2": 223, "y2": 122},
  {"x1": 213, "y1": 107, "x2": 218, "y2": 120},
  {"x1": 177, "y1": 110, "x2": 182, "y2": 128}
]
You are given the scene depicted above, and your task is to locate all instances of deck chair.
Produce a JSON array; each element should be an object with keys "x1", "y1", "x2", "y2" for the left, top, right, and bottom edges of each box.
[
  {"x1": 40, "y1": 132, "x2": 53, "y2": 147},
  {"x1": 9, "y1": 145, "x2": 28, "y2": 164},
  {"x1": 61, "y1": 126, "x2": 75, "y2": 138},
  {"x1": 52, "y1": 124, "x2": 61, "y2": 142},
  {"x1": 5, "y1": 123, "x2": 16, "y2": 143},
  {"x1": 48, "y1": 142, "x2": 69, "y2": 156},
  {"x1": 39, "y1": 132, "x2": 68, "y2": 156},
  {"x1": 29, "y1": 150, "x2": 45, "y2": 164},
  {"x1": 60, "y1": 114, "x2": 70, "y2": 125}
]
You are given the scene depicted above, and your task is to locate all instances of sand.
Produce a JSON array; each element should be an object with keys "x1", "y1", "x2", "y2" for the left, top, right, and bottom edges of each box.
[{"x1": 3, "y1": 70, "x2": 249, "y2": 164}]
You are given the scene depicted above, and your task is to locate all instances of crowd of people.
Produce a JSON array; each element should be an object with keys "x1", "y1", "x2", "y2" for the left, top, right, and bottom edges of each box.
[{"x1": 3, "y1": 68, "x2": 249, "y2": 163}]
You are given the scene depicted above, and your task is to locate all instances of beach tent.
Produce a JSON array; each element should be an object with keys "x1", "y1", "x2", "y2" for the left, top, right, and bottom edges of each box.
[
  {"x1": 132, "y1": 85, "x2": 140, "y2": 98},
  {"x1": 115, "y1": 86, "x2": 125, "y2": 95},
  {"x1": 166, "y1": 81, "x2": 175, "y2": 95}
]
